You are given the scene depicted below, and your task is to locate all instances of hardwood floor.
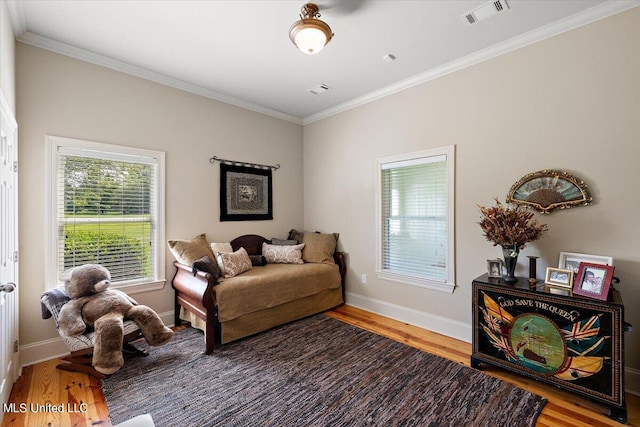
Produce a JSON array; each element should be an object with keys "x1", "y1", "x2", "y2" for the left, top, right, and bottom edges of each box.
[{"x1": 2, "y1": 304, "x2": 638, "y2": 427}]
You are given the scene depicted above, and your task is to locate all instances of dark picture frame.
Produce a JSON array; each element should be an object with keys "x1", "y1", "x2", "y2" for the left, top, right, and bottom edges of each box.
[
  {"x1": 220, "y1": 163, "x2": 272, "y2": 221},
  {"x1": 486, "y1": 259, "x2": 503, "y2": 278},
  {"x1": 572, "y1": 262, "x2": 615, "y2": 301}
]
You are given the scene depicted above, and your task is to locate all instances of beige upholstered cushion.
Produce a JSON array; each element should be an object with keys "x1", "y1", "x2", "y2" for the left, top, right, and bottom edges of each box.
[
  {"x1": 167, "y1": 233, "x2": 215, "y2": 265},
  {"x1": 219, "y1": 247, "x2": 252, "y2": 278},
  {"x1": 302, "y1": 232, "x2": 337, "y2": 264},
  {"x1": 262, "y1": 243, "x2": 305, "y2": 264}
]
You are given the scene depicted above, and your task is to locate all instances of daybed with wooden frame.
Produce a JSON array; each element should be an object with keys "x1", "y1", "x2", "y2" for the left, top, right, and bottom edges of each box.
[{"x1": 171, "y1": 234, "x2": 346, "y2": 354}]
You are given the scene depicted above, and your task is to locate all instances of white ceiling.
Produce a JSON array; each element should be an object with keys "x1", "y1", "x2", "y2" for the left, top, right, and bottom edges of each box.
[{"x1": 7, "y1": 1, "x2": 638, "y2": 124}]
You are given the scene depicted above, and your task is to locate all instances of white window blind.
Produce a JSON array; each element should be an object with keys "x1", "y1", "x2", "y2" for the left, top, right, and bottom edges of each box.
[
  {"x1": 46, "y1": 136, "x2": 165, "y2": 290},
  {"x1": 377, "y1": 146, "x2": 455, "y2": 292}
]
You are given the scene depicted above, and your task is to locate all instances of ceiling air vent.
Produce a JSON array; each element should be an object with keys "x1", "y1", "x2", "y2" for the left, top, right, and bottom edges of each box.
[
  {"x1": 308, "y1": 84, "x2": 330, "y2": 95},
  {"x1": 463, "y1": 0, "x2": 509, "y2": 25}
]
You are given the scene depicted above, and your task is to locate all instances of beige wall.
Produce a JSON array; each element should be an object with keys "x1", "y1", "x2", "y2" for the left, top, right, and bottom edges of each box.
[
  {"x1": 1, "y1": 0, "x2": 16, "y2": 111},
  {"x1": 16, "y1": 44, "x2": 303, "y2": 349},
  {"x1": 304, "y1": 7, "x2": 640, "y2": 377},
  {"x1": 12, "y1": 3, "x2": 640, "y2": 390}
]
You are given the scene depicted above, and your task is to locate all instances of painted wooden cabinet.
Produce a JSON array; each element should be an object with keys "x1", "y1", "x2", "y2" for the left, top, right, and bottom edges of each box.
[{"x1": 471, "y1": 274, "x2": 629, "y2": 423}]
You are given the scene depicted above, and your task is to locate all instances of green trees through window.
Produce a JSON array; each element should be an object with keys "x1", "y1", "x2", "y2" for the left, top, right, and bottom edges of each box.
[{"x1": 58, "y1": 156, "x2": 155, "y2": 283}]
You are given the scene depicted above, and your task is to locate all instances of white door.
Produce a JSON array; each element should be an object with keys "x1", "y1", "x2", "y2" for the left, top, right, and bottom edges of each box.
[{"x1": 0, "y1": 92, "x2": 19, "y2": 420}]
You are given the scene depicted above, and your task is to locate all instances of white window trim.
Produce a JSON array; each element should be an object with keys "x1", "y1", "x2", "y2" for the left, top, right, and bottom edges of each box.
[
  {"x1": 45, "y1": 135, "x2": 166, "y2": 293},
  {"x1": 375, "y1": 145, "x2": 456, "y2": 293}
]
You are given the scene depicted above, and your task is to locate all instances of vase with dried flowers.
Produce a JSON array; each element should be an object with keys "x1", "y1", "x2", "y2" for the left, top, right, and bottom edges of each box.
[{"x1": 478, "y1": 199, "x2": 548, "y2": 284}]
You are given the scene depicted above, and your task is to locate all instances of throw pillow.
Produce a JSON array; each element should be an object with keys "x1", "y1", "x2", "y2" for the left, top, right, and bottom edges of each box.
[
  {"x1": 191, "y1": 255, "x2": 221, "y2": 280},
  {"x1": 287, "y1": 229, "x2": 340, "y2": 245},
  {"x1": 167, "y1": 233, "x2": 215, "y2": 265},
  {"x1": 210, "y1": 242, "x2": 233, "y2": 255},
  {"x1": 302, "y1": 232, "x2": 337, "y2": 264},
  {"x1": 210, "y1": 242, "x2": 233, "y2": 274},
  {"x1": 219, "y1": 247, "x2": 252, "y2": 278},
  {"x1": 271, "y1": 238, "x2": 299, "y2": 246},
  {"x1": 287, "y1": 229, "x2": 304, "y2": 244},
  {"x1": 249, "y1": 255, "x2": 267, "y2": 266},
  {"x1": 262, "y1": 243, "x2": 305, "y2": 264}
]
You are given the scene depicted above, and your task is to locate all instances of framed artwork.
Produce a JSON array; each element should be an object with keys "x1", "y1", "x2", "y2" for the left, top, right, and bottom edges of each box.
[
  {"x1": 506, "y1": 170, "x2": 592, "y2": 214},
  {"x1": 220, "y1": 163, "x2": 273, "y2": 221},
  {"x1": 572, "y1": 262, "x2": 615, "y2": 301},
  {"x1": 487, "y1": 259, "x2": 503, "y2": 278},
  {"x1": 558, "y1": 252, "x2": 613, "y2": 277},
  {"x1": 545, "y1": 267, "x2": 573, "y2": 288}
]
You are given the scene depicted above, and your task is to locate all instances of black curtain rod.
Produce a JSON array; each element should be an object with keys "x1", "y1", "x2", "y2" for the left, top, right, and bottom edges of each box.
[{"x1": 209, "y1": 156, "x2": 280, "y2": 170}]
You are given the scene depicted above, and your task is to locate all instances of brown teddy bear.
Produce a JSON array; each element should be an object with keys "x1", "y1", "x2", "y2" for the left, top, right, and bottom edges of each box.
[{"x1": 58, "y1": 264, "x2": 174, "y2": 375}]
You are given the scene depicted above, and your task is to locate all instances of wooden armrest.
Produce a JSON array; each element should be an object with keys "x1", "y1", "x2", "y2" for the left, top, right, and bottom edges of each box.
[
  {"x1": 171, "y1": 261, "x2": 216, "y2": 312},
  {"x1": 174, "y1": 261, "x2": 211, "y2": 279},
  {"x1": 171, "y1": 261, "x2": 218, "y2": 354}
]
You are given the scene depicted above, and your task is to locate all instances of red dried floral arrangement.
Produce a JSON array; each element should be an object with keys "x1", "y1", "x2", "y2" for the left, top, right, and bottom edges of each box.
[{"x1": 478, "y1": 199, "x2": 548, "y2": 249}]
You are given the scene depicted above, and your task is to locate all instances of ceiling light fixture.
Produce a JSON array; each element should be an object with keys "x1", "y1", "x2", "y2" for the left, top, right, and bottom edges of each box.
[{"x1": 289, "y1": 3, "x2": 334, "y2": 55}]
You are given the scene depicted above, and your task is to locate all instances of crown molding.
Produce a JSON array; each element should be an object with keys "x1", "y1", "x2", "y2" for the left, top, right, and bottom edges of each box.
[
  {"x1": 303, "y1": 0, "x2": 640, "y2": 125},
  {"x1": 16, "y1": 32, "x2": 303, "y2": 125},
  {"x1": 9, "y1": 1, "x2": 637, "y2": 127}
]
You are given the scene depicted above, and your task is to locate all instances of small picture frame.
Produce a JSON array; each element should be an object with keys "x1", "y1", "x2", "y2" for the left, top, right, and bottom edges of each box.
[
  {"x1": 545, "y1": 267, "x2": 573, "y2": 288},
  {"x1": 558, "y1": 252, "x2": 613, "y2": 276},
  {"x1": 572, "y1": 262, "x2": 615, "y2": 301},
  {"x1": 487, "y1": 259, "x2": 503, "y2": 278}
]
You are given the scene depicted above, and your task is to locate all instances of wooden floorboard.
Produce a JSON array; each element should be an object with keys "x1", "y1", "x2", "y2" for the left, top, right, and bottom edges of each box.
[{"x1": 2, "y1": 304, "x2": 638, "y2": 427}]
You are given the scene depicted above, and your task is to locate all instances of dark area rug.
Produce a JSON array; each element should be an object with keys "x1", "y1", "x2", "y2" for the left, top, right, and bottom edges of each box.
[{"x1": 103, "y1": 314, "x2": 546, "y2": 426}]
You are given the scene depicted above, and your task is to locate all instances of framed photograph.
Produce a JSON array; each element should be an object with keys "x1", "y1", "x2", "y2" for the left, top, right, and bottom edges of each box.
[
  {"x1": 558, "y1": 252, "x2": 613, "y2": 277},
  {"x1": 220, "y1": 163, "x2": 273, "y2": 221},
  {"x1": 545, "y1": 267, "x2": 573, "y2": 288},
  {"x1": 487, "y1": 259, "x2": 503, "y2": 278},
  {"x1": 505, "y1": 169, "x2": 592, "y2": 214},
  {"x1": 572, "y1": 262, "x2": 615, "y2": 301}
]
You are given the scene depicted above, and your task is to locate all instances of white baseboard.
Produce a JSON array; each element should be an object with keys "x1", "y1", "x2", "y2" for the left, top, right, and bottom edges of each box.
[
  {"x1": 19, "y1": 310, "x2": 175, "y2": 369},
  {"x1": 345, "y1": 292, "x2": 473, "y2": 343},
  {"x1": 345, "y1": 292, "x2": 640, "y2": 396}
]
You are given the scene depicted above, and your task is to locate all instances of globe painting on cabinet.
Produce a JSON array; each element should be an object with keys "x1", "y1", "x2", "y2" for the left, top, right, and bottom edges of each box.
[{"x1": 481, "y1": 293, "x2": 605, "y2": 379}]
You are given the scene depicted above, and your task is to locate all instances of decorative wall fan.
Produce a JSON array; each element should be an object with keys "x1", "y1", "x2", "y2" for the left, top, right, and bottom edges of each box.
[{"x1": 506, "y1": 170, "x2": 593, "y2": 214}]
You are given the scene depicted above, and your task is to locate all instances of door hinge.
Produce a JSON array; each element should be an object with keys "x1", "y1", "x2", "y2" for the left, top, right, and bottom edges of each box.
[
  {"x1": 14, "y1": 340, "x2": 18, "y2": 353},
  {"x1": 13, "y1": 161, "x2": 17, "y2": 173},
  {"x1": 13, "y1": 251, "x2": 18, "y2": 262}
]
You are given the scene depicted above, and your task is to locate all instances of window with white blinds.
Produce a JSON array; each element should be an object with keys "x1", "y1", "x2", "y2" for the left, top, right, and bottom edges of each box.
[
  {"x1": 376, "y1": 146, "x2": 455, "y2": 292},
  {"x1": 46, "y1": 136, "x2": 165, "y2": 290}
]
